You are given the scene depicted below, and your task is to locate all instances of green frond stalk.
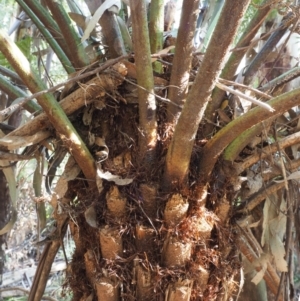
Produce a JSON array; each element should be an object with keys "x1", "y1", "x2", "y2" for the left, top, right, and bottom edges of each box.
[
  {"x1": 0, "y1": 65, "x2": 22, "y2": 83},
  {"x1": 149, "y1": 0, "x2": 164, "y2": 73},
  {"x1": 223, "y1": 122, "x2": 268, "y2": 162},
  {"x1": 0, "y1": 29, "x2": 96, "y2": 182},
  {"x1": 45, "y1": 0, "x2": 90, "y2": 68},
  {"x1": 199, "y1": 88, "x2": 300, "y2": 181},
  {"x1": 22, "y1": 0, "x2": 80, "y2": 69},
  {"x1": 130, "y1": 0, "x2": 157, "y2": 164},
  {"x1": 16, "y1": 0, "x2": 75, "y2": 74},
  {"x1": 0, "y1": 73, "x2": 41, "y2": 113},
  {"x1": 33, "y1": 157, "x2": 46, "y2": 231}
]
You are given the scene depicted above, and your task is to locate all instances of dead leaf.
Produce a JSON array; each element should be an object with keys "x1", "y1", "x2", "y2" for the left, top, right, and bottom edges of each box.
[
  {"x1": 261, "y1": 195, "x2": 288, "y2": 272},
  {"x1": 69, "y1": 12, "x2": 87, "y2": 30},
  {"x1": 84, "y1": 205, "x2": 98, "y2": 228},
  {"x1": 96, "y1": 166, "x2": 133, "y2": 186},
  {"x1": 249, "y1": 219, "x2": 261, "y2": 228},
  {"x1": 164, "y1": 0, "x2": 177, "y2": 31},
  {"x1": 291, "y1": 143, "x2": 300, "y2": 160},
  {"x1": 82, "y1": 105, "x2": 94, "y2": 126},
  {"x1": 88, "y1": 132, "x2": 95, "y2": 146},
  {"x1": 251, "y1": 264, "x2": 267, "y2": 285},
  {"x1": 270, "y1": 234, "x2": 288, "y2": 272},
  {"x1": 51, "y1": 157, "x2": 81, "y2": 208},
  {"x1": 261, "y1": 196, "x2": 271, "y2": 247},
  {"x1": 251, "y1": 253, "x2": 269, "y2": 285},
  {"x1": 216, "y1": 109, "x2": 231, "y2": 124},
  {"x1": 151, "y1": 45, "x2": 175, "y2": 62},
  {"x1": 247, "y1": 171, "x2": 263, "y2": 195},
  {"x1": 81, "y1": 0, "x2": 121, "y2": 42},
  {"x1": 0, "y1": 131, "x2": 51, "y2": 150},
  {"x1": 95, "y1": 137, "x2": 109, "y2": 162},
  {"x1": 94, "y1": 99, "x2": 106, "y2": 110},
  {"x1": 274, "y1": 170, "x2": 300, "y2": 182}
]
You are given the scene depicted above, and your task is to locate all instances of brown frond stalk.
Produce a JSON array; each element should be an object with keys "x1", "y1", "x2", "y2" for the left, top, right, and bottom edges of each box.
[
  {"x1": 164, "y1": 0, "x2": 251, "y2": 187},
  {"x1": 167, "y1": 0, "x2": 201, "y2": 123},
  {"x1": 205, "y1": 1, "x2": 272, "y2": 137}
]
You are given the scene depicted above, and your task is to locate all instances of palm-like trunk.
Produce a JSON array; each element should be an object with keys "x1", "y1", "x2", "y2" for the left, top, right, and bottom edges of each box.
[{"x1": 0, "y1": 1, "x2": 299, "y2": 300}]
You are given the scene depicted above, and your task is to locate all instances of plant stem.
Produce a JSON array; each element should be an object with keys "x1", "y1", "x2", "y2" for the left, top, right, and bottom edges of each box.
[
  {"x1": 204, "y1": 0, "x2": 272, "y2": 137},
  {"x1": 45, "y1": 0, "x2": 90, "y2": 68},
  {"x1": 0, "y1": 30, "x2": 96, "y2": 182},
  {"x1": 85, "y1": 0, "x2": 127, "y2": 58},
  {"x1": 166, "y1": 0, "x2": 200, "y2": 123},
  {"x1": 199, "y1": 87, "x2": 300, "y2": 181},
  {"x1": 130, "y1": 0, "x2": 157, "y2": 164},
  {"x1": 16, "y1": 0, "x2": 75, "y2": 74},
  {"x1": 0, "y1": 74, "x2": 41, "y2": 113},
  {"x1": 149, "y1": 0, "x2": 164, "y2": 73},
  {"x1": 22, "y1": 0, "x2": 74, "y2": 66},
  {"x1": 164, "y1": 0, "x2": 251, "y2": 187}
]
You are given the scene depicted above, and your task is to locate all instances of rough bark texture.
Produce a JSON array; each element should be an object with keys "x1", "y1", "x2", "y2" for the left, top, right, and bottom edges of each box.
[
  {"x1": 3, "y1": 1, "x2": 298, "y2": 300},
  {"x1": 204, "y1": 0, "x2": 272, "y2": 137},
  {"x1": 166, "y1": 0, "x2": 201, "y2": 123},
  {"x1": 130, "y1": 0, "x2": 157, "y2": 164},
  {"x1": 164, "y1": 0, "x2": 251, "y2": 187}
]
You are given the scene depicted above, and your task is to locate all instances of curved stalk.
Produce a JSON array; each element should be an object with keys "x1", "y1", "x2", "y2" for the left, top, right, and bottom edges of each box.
[
  {"x1": 223, "y1": 117, "x2": 275, "y2": 162},
  {"x1": 223, "y1": 123, "x2": 265, "y2": 162},
  {"x1": 234, "y1": 131, "x2": 300, "y2": 175},
  {"x1": 0, "y1": 74, "x2": 41, "y2": 113},
  {"x1": 164, "y1": 0, "x2": 251, "y2": 187},
  {"x1": 199, "y1": 87, "x2": 300, "y2": 182},
  {"x1": 260, "y1": 64, "x2": 300, "y2": 92},
  {"x1": 0, "y1": 65, "x2": 23, "y2": 84},
  {"x1": 0, "y1": 30, "x2": 96, "y2": 182}
]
